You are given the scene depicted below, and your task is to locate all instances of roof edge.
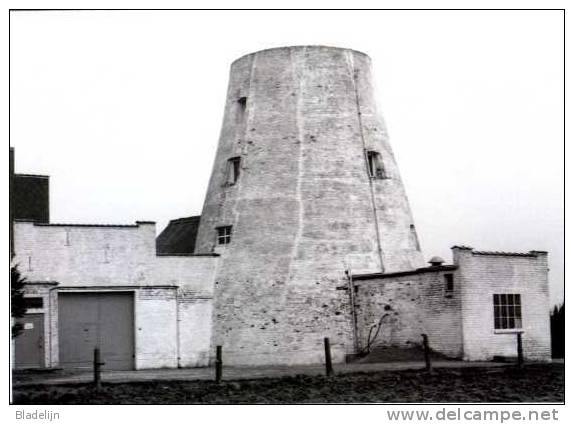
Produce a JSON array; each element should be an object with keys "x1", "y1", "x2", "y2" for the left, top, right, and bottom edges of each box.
[
  {"x1": 22, "y1": 221, "x2": 153, "y2": 228},
  {"x1": 14, "y1": 173, "x2": 50, "y2": 179},
  {"x1": 156, "y1": 253, "x2": 220, "y2": 258},
  {"x1": 353, "y1": 265, "x2": 458, "y2": 281},
  {"x1": 167, "y1": 216, "x2": 201, "y2": 224},
  {"x1": 232, "y1": 45, "x2": 370, "y2": 66}
]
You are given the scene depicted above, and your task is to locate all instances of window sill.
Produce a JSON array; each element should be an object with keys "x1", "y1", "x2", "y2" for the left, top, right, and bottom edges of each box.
[{"x1": 493, "y1": 329, "x2": 524, "y2": 334}]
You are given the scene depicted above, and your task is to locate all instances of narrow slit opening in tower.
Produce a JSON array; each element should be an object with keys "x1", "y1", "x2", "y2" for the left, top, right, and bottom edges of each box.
[
  {"x1": 366, "y1": 150, "x2": 387, "y2": 179},
  {"x1": 225, "y1": 157, "x2": 241, "y2": 185},
  {"x1": 236, "y1": 97, "x2": 247, "y2": 123},
  {"x1": 410, "y1": 224, "x2": 421, "y2": 251}
]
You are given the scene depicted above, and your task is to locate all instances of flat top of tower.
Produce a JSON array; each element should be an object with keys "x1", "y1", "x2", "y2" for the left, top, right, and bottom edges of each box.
[{"x1": 231, "y1": 45, "x2": 370, "y2": 65}]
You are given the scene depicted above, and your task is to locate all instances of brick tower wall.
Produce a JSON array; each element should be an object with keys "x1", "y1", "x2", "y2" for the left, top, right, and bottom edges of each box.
[{"x1": 194, "y1": 46, "x2": 425, "y2": 365}]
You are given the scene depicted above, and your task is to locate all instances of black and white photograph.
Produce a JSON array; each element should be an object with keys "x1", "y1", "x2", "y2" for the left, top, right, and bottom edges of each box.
[{"x1": 7, "y1": 5, "x2": 565, "y2": 414}]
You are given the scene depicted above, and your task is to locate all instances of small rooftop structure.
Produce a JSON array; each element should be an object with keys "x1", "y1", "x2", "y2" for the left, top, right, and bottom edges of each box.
[{"x1": 428, "y1": 256, "x2": 445, "y2": 266}]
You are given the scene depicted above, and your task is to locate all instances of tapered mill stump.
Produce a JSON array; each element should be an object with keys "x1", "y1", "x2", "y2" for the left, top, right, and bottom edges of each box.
[{"x1": 195, "y1": 46, "x2": 425, "y2": 366}]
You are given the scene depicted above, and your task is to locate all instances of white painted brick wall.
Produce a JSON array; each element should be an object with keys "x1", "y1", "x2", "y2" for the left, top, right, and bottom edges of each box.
[
  {"x1": 135, "y1": 288, "x2": 178, "y2": 369},
  {"x1": 13, "y1": 221, "x2": 219, "y2": 369},
  {"x1": 178, "y1": 296, "x2": 213, "y2": 367},
  {"x1": 354, "y1": 247, "x2": 551, "y2": 362},
  {"x1": 13, "y1": 221, "x2": 156, "y2": 285},
  {"x1": 154, "y1": 256, "x2": 217, "y2": 367},
  {"x1": 454, "y1": 247, "x2": 551, "y2": 362}
]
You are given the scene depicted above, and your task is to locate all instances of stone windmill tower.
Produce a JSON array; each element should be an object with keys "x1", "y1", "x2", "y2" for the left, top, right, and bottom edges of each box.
[{"x1": 194, "y1": 46, "x2": 425, "y2": 365}]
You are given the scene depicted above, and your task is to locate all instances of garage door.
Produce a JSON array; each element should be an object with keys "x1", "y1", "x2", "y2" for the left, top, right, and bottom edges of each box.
[{"x1": 58, "y1": 292, "x2": 134, "y2": 370}]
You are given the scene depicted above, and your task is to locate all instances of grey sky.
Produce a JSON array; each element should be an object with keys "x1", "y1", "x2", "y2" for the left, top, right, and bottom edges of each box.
[{"x1": 9, "y1": 10, "x2": 564, "y2": 306}]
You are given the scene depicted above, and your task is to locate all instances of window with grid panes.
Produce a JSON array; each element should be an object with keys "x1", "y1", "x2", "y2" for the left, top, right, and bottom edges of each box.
[
  {"x1": 217, "y1": 226, "x2": 232, "y2": 245},
  {"x1": 493, "y1": 294, "x2": 522, "y2": 329}
]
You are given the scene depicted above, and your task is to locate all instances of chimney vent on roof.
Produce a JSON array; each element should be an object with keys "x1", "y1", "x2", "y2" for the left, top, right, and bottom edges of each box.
[{"x1": 428, "y1": 256, "x2": 445, "y2": 267}]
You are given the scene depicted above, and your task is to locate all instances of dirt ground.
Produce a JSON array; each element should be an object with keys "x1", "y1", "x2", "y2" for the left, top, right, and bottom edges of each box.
[{"x1": 12, "y1": 363, "x2": 563, "y2": 404}]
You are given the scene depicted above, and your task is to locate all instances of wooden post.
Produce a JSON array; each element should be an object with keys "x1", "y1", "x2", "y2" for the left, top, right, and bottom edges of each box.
[
  {"x1": 324, "y1": 337, "x2": 334, "y2": 377},
  {"x1": 215, "y1": 345, "x2": 223, "y2": 383},
  {"x1": 93, "y1": 348, "x2": 104, "y2": 391},
  {"x1": 517, "y1": 332, "x2": 524, "y2": 368},
  {"x1": 422, "y1": 334, "x2": 431, "y2": 372}
]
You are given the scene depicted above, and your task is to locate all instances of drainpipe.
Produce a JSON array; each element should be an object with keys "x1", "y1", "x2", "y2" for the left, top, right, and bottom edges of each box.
[
  {"x1": 175, "y1": 287, "x2": 181, "y2": 368},
  {"x1": 346, "y1": 269, "x2": 360, "y2": 353},
  {"x1": 347, "y1": 52, "x2": 385, "y2": 273}
]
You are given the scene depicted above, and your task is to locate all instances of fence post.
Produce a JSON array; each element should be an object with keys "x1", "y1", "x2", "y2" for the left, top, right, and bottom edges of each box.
[
  {"x1": 324, "y1": 337, "x2": 334, "y2": 377},
  {"x1": 93, "y1": 348, "x2": 105, "y2": 391},
  {"x1": 517, "y1": 332, "x2": 524, "y2": 368},
  {"x1": 215, "y1": 345, "x2": 223, "y2": 383},
  {"x1": 421, "y1": 334, "x2": 431, "y2": 372}
]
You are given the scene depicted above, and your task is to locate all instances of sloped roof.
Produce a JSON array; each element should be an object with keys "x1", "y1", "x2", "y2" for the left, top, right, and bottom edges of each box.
[{"x1": 156, "y1": 216, "x2": 201, "y2": 255}]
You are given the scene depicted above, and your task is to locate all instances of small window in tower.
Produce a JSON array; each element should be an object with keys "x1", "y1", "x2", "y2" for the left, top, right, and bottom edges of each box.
[
  {"x1": 444, "y1": 274, "x2": 454, "y2": 298},
  {"x1": 225, "y1": 157, "x2": 241, "y2": 185},
  {"x1": 366, "y1": 150, "x2": 387, "y2": 179},
  {"x1": 217, "y1": 226, "x2": 233, "y2": 245},
  {"x1": 236, "y1": 97, "x2": 247, "y2": 123}
]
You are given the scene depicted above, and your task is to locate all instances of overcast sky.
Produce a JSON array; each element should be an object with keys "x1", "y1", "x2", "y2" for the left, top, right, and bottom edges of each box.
[{"x1": 9, "y1": 10, "x2": 564, "y2": 306}]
